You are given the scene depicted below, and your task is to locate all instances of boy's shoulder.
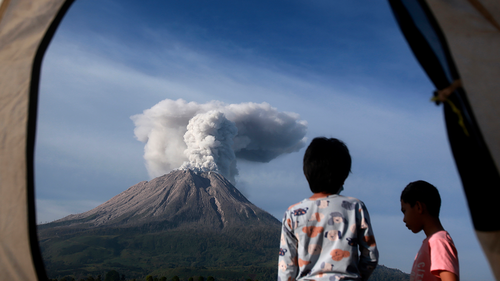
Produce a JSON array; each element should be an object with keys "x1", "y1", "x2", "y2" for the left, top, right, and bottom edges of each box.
[
  {"x1": 428, "y1": 230, "x2": 455, "y2": 244},
  {"x1": 339, "y1": 195, "x2": 364, "y2": 203},
  {"x1": 286, "y1": 194, "x2": 364, "y2": 211}
]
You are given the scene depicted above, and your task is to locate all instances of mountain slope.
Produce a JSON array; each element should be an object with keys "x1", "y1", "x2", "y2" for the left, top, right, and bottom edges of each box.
[
  {"x1": 39, "y1": 169, "x2": 279, "y2": 236},
  {"x1": 37, "y1": 170, "x2": 409, "y2": 281},
  {"x1": 38, "y1": 170, "x2": 281, "y2": 280}
]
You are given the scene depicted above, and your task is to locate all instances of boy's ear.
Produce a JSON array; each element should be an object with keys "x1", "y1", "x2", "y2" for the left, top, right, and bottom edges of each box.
[{"x1": 415, "y1": 201, "x2": 425, "y2": 214}]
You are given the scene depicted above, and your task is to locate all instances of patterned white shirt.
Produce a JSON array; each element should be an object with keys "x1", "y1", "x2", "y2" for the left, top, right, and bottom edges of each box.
[{"x1": 278, "y1": 193, "x2": 379, "y2": 281}]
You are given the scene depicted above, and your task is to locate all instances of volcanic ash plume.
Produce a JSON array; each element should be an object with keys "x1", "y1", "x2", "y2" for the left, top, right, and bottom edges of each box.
[
  {"x1": 180, "y1": 111, "x2": 238, "y2": 183},
  {"x1": 131, "y1": 99, "x2": 308, "y2": 184}
]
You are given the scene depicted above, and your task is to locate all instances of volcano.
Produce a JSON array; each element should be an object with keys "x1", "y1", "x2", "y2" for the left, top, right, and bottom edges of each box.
[
  {"x1": 40, "y1": 169, "x2": 279, "y2": 233},
  {"x1": 37, "y1": 170, "x2": 281, "y2": 280},
  {"x1": 36, "y1": 170, "x2": 409, "y2": 281}
]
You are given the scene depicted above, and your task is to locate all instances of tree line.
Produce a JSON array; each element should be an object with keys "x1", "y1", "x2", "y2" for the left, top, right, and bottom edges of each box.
[{"x1": 49, "y1": 269, "x2": 261, "y2": 281}]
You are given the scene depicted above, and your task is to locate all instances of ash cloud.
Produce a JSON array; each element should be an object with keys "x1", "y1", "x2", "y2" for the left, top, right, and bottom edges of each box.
[
  {"x1": 131, "y1": 99, "x2": 307, "y2": 183},
  {"x1": 180, "y1": 110, "x2": 238, "y2": 182}
]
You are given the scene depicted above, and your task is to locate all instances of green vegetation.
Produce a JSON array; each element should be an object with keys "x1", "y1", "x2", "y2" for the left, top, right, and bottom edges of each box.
[
  {"x1": 370, "y1": 265, "x2": 410, "y2": 281},
  {"x1": 40, "y1": 226, "x2": 279, "y2": 281},
  {"x1": 48, "y1": 266, "x2": 408, "y2": 281},
  {"x1": 40, "y1": 225, "x2": 409, "y2": 281},
  {"x1": 104, "y1": 270, "x2": 121, "y2": 281}
]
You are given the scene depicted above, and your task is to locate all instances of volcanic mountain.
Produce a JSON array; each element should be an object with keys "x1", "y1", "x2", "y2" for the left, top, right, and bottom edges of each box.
[
  {"x1": 40, "y1": 169, "x2": 279, "y2": 233},
  {"x1": 37, "y1": 170, "x2": 410, "y2": 281},
  {"x1": 37, "y1": 169, "x2": 282, "y2": 280}
]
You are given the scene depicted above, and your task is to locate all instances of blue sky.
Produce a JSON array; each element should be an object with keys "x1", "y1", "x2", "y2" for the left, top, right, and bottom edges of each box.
[{"x1": 35, "y1": 1, "x2": 494, "y2": 280}]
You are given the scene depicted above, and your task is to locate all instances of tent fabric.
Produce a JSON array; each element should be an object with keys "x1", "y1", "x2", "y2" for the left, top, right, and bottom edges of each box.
[
  {"x1": 427, "y1": 0, "x2": 500, "y2": 173},
  {"x1": 0, "y1": 0, "x2": 499, "y2": 280},
  {"x1": 0, "y1": 0, "x2": 72, "y2": 280},
  {"x1": 424, "y1": 1, "x2": 500, "y2": 279},
  {"x1": 388, "y1": 0, "x2": 500, "y2": 279}
]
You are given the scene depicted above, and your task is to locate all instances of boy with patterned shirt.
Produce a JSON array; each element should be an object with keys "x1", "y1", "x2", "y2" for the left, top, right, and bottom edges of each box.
[
  {"x1": 401, "y1": 180, "x2": 459, "y2": 281},
  {"x1": 278, "y1": 137, "x2": 379, "y2": 281}
]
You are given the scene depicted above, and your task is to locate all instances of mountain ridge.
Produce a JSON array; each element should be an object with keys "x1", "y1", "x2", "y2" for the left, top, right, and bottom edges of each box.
[
  {"x1": 39, "y1": 169, "x2": 279, "y2": 234},
  {"x1": 38, "y1": 169, "x2": 282, "y2": 280},
  {"x1": 37, "y1": 169, "x2": 409, "y2": 281}
]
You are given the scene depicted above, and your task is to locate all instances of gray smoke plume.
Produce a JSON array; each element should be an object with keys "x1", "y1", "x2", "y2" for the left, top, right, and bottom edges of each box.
[
  {"x1": 131, "y1": 99, "x2": 307, "y2": 183},
  {"x1": 180, "y1": 110, "x2": 238, "y2": 182}
]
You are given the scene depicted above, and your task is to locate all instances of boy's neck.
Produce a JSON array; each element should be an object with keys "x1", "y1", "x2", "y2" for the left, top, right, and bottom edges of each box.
[
  {"x1": 423, "y1": 216, "x2": 445, "y2": 237},
  {"x1": 309, "y1": 192, "x2": 334, "y2": 200}
]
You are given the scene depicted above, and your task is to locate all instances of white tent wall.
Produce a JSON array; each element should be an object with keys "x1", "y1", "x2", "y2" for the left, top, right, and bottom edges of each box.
[
  {"x1": 1, "y1": 0, "x2": 500, "y2": 280},
  {"x1": 427, "y1": 0, "x2": 500, "y2": 188},
  {"x1": 425, "y1": 1, "x2": 500, "y2": 280},
  {"x1": 0, "y1": 0, "x2": 71, "y2": 280}
]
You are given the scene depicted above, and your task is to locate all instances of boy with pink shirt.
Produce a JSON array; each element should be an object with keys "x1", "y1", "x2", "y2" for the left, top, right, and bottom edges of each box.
[{"x1": 400, "y1": 180, "x2": 459, "y2": 281}]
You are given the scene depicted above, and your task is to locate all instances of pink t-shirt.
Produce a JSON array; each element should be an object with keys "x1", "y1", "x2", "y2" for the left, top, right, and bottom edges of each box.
[{"x1": 410, "y1": 230, "x2": 459, "y2": 281}]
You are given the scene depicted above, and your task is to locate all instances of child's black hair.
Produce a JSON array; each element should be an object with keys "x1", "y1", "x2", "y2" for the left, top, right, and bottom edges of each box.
[
  {"x1": 401, "y1": 180, "x2": 441, "y2": 217},
  {"x1": 303, "y1": 137, "x2": 351, "y2": 194}
]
